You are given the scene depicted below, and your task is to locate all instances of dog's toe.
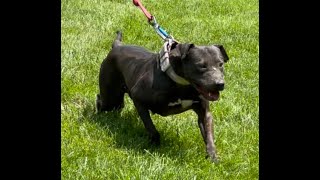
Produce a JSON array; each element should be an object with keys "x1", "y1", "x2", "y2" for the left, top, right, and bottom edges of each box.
[{"x1": 206, "y1": 154, "x2": 220, "y2": 164}]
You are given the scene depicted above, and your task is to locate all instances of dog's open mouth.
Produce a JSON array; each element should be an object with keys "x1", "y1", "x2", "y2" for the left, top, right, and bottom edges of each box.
[{"x1": 193, "y1": 84, "x2": 220, "y2": 101}]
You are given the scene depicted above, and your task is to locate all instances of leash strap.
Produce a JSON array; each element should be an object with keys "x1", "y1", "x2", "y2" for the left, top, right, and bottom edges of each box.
[
  {"x1": 133, "y1": 0, "x2": 152, "y2": 21},
  {"x1": 133, "y1": 0, "x2": 176, "y2": 42},
  {"x1": 133, "y1": 0, "x2": 189, "y2": 85},
  {"x1": 159, "y1": 39, "x2": 173, "y2": 72}
]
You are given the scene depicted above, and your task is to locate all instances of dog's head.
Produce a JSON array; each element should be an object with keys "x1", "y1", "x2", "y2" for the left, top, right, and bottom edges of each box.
[{"x1": 170, "y1": 43, "x2": 229, "y2": 101}]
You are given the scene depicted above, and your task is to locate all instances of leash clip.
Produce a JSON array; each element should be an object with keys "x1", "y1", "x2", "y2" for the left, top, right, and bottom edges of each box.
[{"x1": 150, "y1": 16, "x2": 173, "y2": 41}]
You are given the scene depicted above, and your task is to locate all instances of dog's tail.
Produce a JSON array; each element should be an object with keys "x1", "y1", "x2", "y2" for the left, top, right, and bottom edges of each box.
[{"x1": 112, "y1": 30, "x2": 122, "y2": 48}]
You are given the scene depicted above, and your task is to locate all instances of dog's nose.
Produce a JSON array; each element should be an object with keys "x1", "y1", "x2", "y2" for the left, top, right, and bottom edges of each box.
[{"x1": 215, "y1": 82, "x2": 224, "y2": 91}]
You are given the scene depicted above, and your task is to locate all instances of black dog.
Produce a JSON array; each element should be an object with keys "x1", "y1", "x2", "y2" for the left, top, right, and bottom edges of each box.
[{"x1": 97, "y1": 31, "x2": 229, "y2": 162}]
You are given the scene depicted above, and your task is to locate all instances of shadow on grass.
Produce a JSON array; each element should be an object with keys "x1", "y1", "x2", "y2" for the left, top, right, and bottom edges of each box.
[{"x1": 81, "y1": 102, "x2": 190, "y2": 160}]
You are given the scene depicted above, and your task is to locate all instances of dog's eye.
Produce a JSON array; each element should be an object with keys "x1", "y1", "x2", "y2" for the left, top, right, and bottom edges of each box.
[{"x1": 218, "y1": 62, "x2": 223, "y2": 67}]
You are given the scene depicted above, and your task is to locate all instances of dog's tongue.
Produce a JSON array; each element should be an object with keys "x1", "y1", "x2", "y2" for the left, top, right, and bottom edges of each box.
[
  {"x1": 204, "y1": 91, "x2": 220, "y2": 101},
  {"x1": 194, "y1": 85, "x2": 220, "y2": 101}
]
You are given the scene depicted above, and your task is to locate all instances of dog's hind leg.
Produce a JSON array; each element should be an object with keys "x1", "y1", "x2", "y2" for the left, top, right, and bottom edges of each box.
[
  {"x1": 97, "y1": 81, "x2": 125, "y2": 113},
  {"x1": 97, "y1": 58, "x2": 125, "y2": 113},
  {"x1": 97, "y1": 89, "x2": 125, "y2": 113}
]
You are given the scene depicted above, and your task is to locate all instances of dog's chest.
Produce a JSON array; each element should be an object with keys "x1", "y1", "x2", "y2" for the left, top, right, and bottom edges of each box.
[
  {"x1": 167, "y1": 98, "x2": 199, "y2": 108},
  {"x1": 148, "y1": 92, "x2": 201, "y2": 116}
]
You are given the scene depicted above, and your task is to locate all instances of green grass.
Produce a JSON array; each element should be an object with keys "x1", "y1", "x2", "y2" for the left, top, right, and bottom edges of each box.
[{"x1": 62, "y1": 0, "x2": 258, "y2": 179}]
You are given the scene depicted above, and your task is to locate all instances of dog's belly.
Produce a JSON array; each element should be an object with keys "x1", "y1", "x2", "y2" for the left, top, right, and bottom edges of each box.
[{"x1": 150, "y1": 99, "x2": 199, "y2": 116}]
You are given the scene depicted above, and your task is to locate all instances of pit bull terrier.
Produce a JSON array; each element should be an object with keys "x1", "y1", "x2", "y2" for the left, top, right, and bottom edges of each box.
[{"x1": 96, "y1": 31, "x2": 229, "y2": 162}]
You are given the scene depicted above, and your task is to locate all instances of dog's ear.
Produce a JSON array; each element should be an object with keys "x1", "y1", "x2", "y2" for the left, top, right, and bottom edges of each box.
[
  {"x1": 171, "y1": 43, "x2": 195, "y2": 60},
  {"x1": 214, "y1": 45, "x2": 229, "y2": 62},
  {"x1": 180, "y1": 43, "x2": 195, "y2": 60}
]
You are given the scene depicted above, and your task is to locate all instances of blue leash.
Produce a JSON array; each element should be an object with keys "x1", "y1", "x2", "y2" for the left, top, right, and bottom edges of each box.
[{"x1": 133, "y1": 0, "x2": 178, "y2": 43}]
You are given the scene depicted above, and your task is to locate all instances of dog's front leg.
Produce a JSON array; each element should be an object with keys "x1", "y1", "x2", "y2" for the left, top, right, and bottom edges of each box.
[
  {"x1": 194, "y1": 99, "x2": 218, "y2": 163},
  {"x1": 133, "y1": 101, "x2": 160, "y2": 145}
]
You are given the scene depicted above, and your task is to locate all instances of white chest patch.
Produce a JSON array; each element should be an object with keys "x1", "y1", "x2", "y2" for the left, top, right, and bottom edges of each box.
[{"x1": 168, "y1": 99, "x2": 199, "y2": 108}]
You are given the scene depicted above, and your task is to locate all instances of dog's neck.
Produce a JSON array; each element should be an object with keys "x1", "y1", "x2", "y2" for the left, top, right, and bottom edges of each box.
[
  {"x1": 161, "y1": 54, "x2": 190, "y2": 85},
  {"x1": 168, "y1": 56, "x2": 183, "y2": 75},
  {"x1": 158, "y1": 41, "x2": 190, "y2": 85}
]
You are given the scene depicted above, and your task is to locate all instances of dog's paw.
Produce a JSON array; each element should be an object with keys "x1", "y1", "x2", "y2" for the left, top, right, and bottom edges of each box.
[
  {"x1": 212, "y1": 157, "x2": 220, "y2": 164},
  {"x1": 96, "y1": 94, "x2": 102, "y2": 113},
  {"x1": 150, "y1": 133, "x2": 160, "y2": 146},
  {"x1": 206, "y1": 154, "x2": 220, "y2": 164}
]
